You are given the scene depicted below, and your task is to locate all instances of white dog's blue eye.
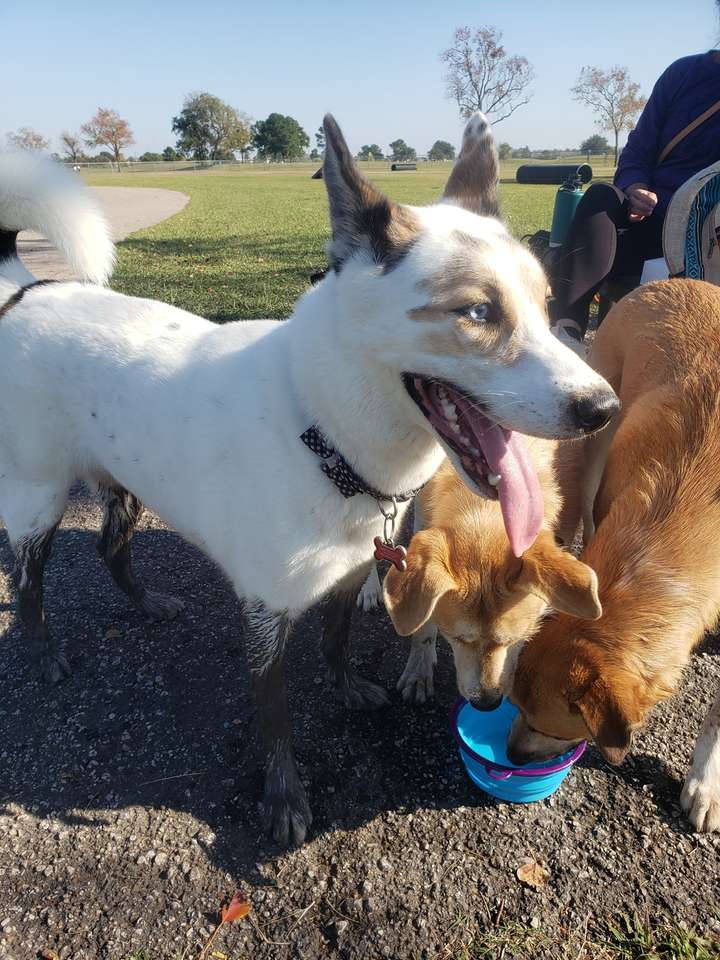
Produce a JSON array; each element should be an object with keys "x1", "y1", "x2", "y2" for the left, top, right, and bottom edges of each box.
[{"x1": 468, "y1": 303, "x2": 491, "y2": 322}]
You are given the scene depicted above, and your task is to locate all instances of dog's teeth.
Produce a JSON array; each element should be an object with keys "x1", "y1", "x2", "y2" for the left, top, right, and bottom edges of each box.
[
  {"x1": 440, "y1": 399, "x2": 457, "y2": 421},
  {"x1": 470, "y1": 446, "x2": 480, "y2": 456},
  {"x1": 438, "y1": 385, "x2": 448, "y2": 399},
  {"x1": 450, "y1": 422, "x2": 461, "y2": 434},
  {"x1": 487, "y1": 473, "x2": 502, "y2": 486}
]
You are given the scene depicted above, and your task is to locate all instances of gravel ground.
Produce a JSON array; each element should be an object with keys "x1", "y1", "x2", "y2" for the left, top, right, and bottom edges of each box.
[{"x1": 0, "y1": 487, "x2": 719, "y2": 960}]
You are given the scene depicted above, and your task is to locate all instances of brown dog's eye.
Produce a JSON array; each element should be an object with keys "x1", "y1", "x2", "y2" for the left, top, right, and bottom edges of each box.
[{"x1": 453, "y1": 635, "x2": 465, "y2": 643}]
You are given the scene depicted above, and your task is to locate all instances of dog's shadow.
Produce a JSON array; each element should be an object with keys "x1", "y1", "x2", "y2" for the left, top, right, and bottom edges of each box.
[
  {"x1": 0, "y1": 489, "x2": 493, "y2": 884},
  {"x1": 2, "y1": 489, "x2": 716, "y2": 880}
]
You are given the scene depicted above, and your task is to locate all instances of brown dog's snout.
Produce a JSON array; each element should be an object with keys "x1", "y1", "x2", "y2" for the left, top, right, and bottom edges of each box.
[
  {"x1": 571, "y1": 390, "x2": 620, "y2": 433},
  {"x1": 468, "y1": 690, "x2": 503, "y2": 712},
  {"x1": 506, "y1": 741, "x2": 534, "y2": 766}
]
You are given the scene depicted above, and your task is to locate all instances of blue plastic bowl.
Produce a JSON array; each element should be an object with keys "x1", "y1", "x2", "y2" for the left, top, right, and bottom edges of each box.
[{"x1": 452, "y1": 697, "x2": 586, "y2": 803}]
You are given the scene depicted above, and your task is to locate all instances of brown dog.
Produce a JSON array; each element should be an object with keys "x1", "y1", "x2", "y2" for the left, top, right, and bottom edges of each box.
[
  {"x1": 507, "y1": 279, "x2": 720, "y2": 832},
  {"x1": 382, "y1": 447, "x2": 601, "y2": 710}
]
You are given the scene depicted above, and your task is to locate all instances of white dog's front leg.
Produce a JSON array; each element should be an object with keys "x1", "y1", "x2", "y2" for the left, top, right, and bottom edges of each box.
[
  {"x1": 681, "y1": 687, "x2": 720, "y2": 832},
  {"x1": 397, "y1": 622, "x2": 438, "y2": 704},
  {"x1": 356, "y1": 565, "x2": 383, "y2": 611}
]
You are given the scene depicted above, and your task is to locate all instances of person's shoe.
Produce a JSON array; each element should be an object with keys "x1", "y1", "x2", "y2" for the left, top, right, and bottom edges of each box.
[{"x1": 552, "y1": 318, "x2": 587, "y2": 358}]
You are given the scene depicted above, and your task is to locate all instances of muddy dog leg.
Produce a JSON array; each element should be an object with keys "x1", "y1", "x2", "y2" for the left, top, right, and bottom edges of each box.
[
  {"x1": 321, "y1": 571, "x2": 389, "y2": 710},
  {"x1": 14, "y1": 524, "x2": 69, "y2": 683},
  {"x1": 3, "y1": 479, "x2": 70, "y2": 683},
  {"x1": 244, "y1": 599, "x2": 311, "y2": 847},
  {"x1": 97, "y1": 485, "x2": 184, "y2": 620},
  {"x1": 681, "y1": 686, "x2": 720, "y2": 833}
]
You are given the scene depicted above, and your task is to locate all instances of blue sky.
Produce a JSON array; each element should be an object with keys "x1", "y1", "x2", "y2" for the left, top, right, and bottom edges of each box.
[{"x1": 4, "y1": 0, "x2": 718, "y2": 156}]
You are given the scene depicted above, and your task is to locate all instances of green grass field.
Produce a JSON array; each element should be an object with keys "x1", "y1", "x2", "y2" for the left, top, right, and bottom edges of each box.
[{"x1": 84, "y1": 157, "x2": 615, "y2": 321}]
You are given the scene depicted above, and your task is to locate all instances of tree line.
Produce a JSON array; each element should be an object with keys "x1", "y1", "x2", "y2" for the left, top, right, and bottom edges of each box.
[
  {"x1": 6, "y1": 25, "x2": 647, "y2": 166},
  {"x1": 5, "y1": 95, "x2": 458, "y2": 165}
]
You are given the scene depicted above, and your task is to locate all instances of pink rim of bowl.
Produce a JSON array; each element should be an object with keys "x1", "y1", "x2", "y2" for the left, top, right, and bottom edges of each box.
[{"x1": 450, "y1": 697, "x2": 587, "y2": 778}]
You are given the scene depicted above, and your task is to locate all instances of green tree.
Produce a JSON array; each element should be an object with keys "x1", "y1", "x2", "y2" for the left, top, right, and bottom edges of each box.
[
  {"x1": 389, "y1": 139, "x2": 416, "y2": 161},
  {"x1": 252, "y1": 113, "x2": 309, "y2": 161},
  {"x1": 498, "y1": 142, "x2": 512, "y2": 160},
  {"x1": 162, "y1": 146, "x2": 182, "y2": 161},
  {"x1": 357, "y1": 144, "x2": 384, "y2": 160},
  {"x1": 139, "y1": 151, "x2": 164, "y2": 162},
  {"x1": 579, "y1": 133, "x2": 611, "y2": 155},
  {"x1": 172, "y1": 92, "x2": 252, "y2": 160},
  {"x1": 428, "y1": 139, "x2": 455, "y2": 161},
  {"x1": 315, "y1": 126, "x2": 325, "y2": 151}
]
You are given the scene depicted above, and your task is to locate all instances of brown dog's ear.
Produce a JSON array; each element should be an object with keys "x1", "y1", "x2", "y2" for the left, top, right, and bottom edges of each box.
[
  {"x1": 508, "y1": 533, "x2": 602, "y2": 620},
  {"x1": 383, "y1": 529, "x2": 456, "y2": 636},
  {"x1": 322, "y1": 114, "x2": 419, "y2": 271},
  {"x1": 567, "y1": 671, "x2": 638, "y2": 765},
  {"x1": 441, "y1": 112, "x2": 499, "y2": 217}
]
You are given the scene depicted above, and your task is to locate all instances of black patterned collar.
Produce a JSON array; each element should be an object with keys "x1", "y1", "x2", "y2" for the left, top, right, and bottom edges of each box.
[{"x1": 300, "y1": 425, "x2": 423, "y2": 502}]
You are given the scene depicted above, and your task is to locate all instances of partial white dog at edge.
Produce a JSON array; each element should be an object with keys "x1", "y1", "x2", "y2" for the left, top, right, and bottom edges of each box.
[{"x1": 0, "y1": 114, "x2": 618, "y2": 846}]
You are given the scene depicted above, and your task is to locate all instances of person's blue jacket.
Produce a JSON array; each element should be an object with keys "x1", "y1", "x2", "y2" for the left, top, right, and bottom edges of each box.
[{"x1": 615, "y1": 51, "x2": 720, "y2": 212}]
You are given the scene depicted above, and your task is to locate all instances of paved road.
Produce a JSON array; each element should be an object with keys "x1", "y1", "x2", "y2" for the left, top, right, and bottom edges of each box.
[{"x1": 17, "y1": 185, "x2": 189, "y2": 280}]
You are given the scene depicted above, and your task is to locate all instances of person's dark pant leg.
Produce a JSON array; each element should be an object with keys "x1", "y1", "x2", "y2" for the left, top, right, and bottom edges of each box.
[{"x1": 550, "y1": 182, "x2": 664, "y2": 336}]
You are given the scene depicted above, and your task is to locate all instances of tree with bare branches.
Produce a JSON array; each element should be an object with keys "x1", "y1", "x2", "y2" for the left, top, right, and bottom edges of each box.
[
  {"x1": 572, "y1": 66, "x2": 646, "y2": 164},
  {"x1": 59, "y1": 131, "x2": 83, "y2": 163},
  {"x1": 6, "y1": 127, "x2": 50, "y2": 151},
  {"x1": 81, "y1": 108, "x2": 135, "y2": 166},
  {"x1": 441, "y1": 26, "x2": 534, "y2": 123}
]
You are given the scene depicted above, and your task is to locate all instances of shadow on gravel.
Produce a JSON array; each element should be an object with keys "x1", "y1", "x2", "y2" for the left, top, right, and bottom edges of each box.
[
  {"x1": 576, "y1": 749, "x2": 690, "y2": 834},
  {"x1": 0, "y1": 490, "x2": 490, "y2": 884}
]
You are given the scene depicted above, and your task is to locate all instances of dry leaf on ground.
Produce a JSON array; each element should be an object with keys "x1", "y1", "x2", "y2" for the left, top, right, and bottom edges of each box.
[
  {"x1": 221, "y1": 891, "x2": 252, "y2": 923},
  {"x1": 516, "y1": 860, "x2": 551, "y2": 888}
]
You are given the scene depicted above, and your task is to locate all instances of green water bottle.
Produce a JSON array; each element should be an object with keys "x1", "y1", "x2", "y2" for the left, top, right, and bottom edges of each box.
[{"x1": 549, "y1": 172, "x2": 584, "y2": 247}]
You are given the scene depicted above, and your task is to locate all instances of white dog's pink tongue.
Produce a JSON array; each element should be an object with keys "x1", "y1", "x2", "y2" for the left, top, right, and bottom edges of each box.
[{"x1": 477, "y1": 424, "x2": 544, "y2": 557}]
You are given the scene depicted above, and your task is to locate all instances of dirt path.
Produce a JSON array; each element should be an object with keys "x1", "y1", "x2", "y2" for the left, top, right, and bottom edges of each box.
[
  {"x1": 16, "y1": 186, "x2": 189, "y2": 281},
  {"x1": 0, "y1": 486, "x2": 718, "y2": 960}
]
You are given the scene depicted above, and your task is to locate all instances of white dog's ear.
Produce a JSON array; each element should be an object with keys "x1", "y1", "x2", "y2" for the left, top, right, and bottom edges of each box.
[
  {"x1": 322, "y1": 114, "x2": 419, "y2": 270},
  {"x1": 442, "y1": 112, "x2": 500, "y2": 217}
]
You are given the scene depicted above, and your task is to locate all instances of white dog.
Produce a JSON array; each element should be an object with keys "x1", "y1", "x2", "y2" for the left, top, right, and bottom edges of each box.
[{"x1": 0, "y1": 115, "x2": 618, "y2": 845}]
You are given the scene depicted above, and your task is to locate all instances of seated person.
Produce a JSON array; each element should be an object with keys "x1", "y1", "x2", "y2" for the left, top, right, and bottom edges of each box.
[{"x1": 550, "y1": 48, "x2": 720, "y2": 347}]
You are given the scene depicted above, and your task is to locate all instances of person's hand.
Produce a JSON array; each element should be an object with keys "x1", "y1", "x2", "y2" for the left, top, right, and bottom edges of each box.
[{"x1": 625, "y1": 184, "x2": 658, "y2": 221}]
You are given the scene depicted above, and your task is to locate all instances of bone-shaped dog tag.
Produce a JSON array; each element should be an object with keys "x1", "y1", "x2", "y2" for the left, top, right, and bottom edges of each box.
[{"x1": 373, "y1": 536, "x2": 408, "y2": 572}]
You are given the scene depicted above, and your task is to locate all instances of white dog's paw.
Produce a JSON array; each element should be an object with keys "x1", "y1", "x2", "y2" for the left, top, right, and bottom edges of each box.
[
  {"x1": 338, "y1": 669, "x2": 390, "y2": 711},
  {"x1": 397, "y1": 640, "x2": 437, "y2": 705},
  {"x1": 681, "y1": 773, "x2": 720, "y2": 833},
  {"x1": 357, "y1": 567, "x2": 383, "y2": 612},
  {"x1": 140, "y1": 590, "x2": 185, "y2": 621}
]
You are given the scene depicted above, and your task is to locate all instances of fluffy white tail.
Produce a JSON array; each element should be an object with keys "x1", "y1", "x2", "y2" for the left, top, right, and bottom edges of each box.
[{"x1": 0, "y1": 152, "x2": 115, "y2": 284}]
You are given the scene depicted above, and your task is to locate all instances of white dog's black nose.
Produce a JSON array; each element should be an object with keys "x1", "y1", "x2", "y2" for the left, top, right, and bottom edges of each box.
[{"x1": 572, "y1": 392, "x2": 620, "y2": 433}]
